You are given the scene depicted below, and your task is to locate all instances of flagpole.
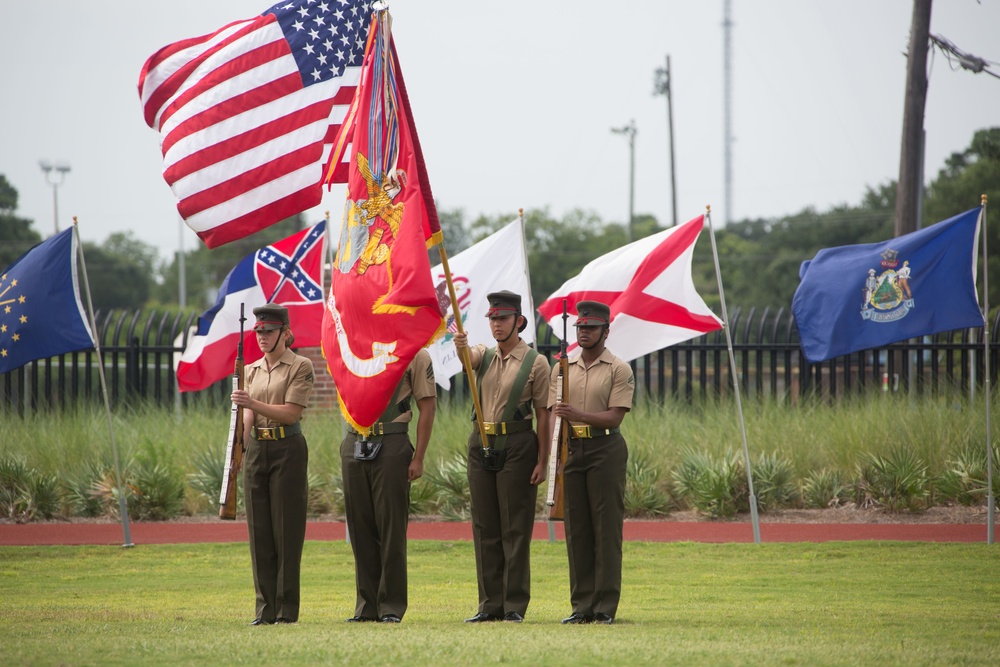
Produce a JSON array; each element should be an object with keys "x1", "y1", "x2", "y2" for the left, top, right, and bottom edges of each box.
[
  {"x1": 981, "y1": 195, "x2": 994, "y2": 545},
  {"x1": 325, "y1": 208, "x2": 351, "y2": 545},
  {"x1": 72, "y1": 218, "x2": 134, "y2": 548},
  {"x1": 705, "y1": 206, "x2": 760, "y2": 544},
  {"x1": 516, "y1": 207, "x2": 556, "y2": 542},
  {"x1": 517, "y1": 209, "x2": 539, "y2": 343},
  {"x1": 436, "y1": 244, "x2": 490, "y2": 450}
]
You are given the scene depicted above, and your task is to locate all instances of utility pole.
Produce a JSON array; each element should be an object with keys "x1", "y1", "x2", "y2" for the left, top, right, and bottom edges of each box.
[
  {"x1": 654, "y1": 55, "x2": 679, "y2": 228},
  {"x1": 895, "y1": 0, "x2": 932, "y2": 238},
  {"x1": 611, "y1": 120, "x2": 637, "y2": 242}
]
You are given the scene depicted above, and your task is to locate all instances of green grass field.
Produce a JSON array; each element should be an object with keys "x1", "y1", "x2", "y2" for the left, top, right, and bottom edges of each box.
[{"x1": 2, "y1": 540, "x2": 998, "y2": 666}]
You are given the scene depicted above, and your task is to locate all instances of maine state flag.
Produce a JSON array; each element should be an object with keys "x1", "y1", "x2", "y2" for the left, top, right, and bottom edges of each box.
[
  {"x1": 792, "y1": 207, "x2": 984, "y2": 364},
  {"x1": 0, "y1": 227, "x2": 95, "y2": 374}
]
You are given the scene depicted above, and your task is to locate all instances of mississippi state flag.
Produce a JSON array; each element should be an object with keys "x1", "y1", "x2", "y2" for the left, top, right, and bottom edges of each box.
[
  {"x1": 176, "y1": 220, "x2": 326, "y2": 392},
  {"x1": 321, "y1": 11, "x2": 444, "y2": 432},
  {"x1": 538, "y1": 215, "x2": 723, "y2": 360}
]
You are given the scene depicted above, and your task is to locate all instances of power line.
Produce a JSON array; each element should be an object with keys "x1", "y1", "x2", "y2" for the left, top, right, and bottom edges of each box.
[{"x1": 929, "y1": 33, "x2": 1000, "y2": 80}]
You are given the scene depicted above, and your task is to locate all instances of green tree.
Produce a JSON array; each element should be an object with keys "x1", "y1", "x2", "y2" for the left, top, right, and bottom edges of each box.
[
  {"x1": 924, "y1": 127, "x2": 1000, "y2": 309},
  {"x1": 468, "y1": 207, "x2": 634, "y2": 306},
  {"x1": 0, "y1": 175, "x2": 42, "y2": 270},
  {"x1": 82, "y1": 245, "x2": 151, "y2": 310}
]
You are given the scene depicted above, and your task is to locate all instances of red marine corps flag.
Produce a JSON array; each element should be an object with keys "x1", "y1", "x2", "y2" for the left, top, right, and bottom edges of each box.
[{"x1": 321, "y1": 8, "x2": 445, "y2": 432}]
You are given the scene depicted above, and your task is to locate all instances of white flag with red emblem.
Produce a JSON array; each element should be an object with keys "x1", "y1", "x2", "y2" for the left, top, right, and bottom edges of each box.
[
  {"x1": 427, "y1": 218, "x2": 533, "y2": 389},
  {"x1": 537, "y1": 215, "x2": 722, "y2": 360}
]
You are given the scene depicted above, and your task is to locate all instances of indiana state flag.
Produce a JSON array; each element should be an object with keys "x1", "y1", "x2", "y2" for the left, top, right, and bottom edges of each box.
[
  {"x1": 793, "y1": 207, "x2": 984, "y2": 364},
  {"x1": 0, "y1": 227, "x2": 95, "y2": 374}
]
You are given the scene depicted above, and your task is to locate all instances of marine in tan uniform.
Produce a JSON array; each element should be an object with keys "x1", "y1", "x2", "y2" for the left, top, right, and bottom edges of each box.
[
  {"x1": 454, "y1": 290, "x2": 551, "y2": 623},
  {"x1": 547, "y1": 300, "x2": 634, "y2": 625},
  {"x1": 231, "y1": 303, "x2": 315, "y2": 626},
  {"x1": 340, "y1": 348, "x2": 436, "y2": 624}
]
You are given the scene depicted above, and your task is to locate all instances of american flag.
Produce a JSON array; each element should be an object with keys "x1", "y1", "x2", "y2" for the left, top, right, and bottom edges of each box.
[{"x1": 138, "y1": 0, "x2": 372, "y2": 249}]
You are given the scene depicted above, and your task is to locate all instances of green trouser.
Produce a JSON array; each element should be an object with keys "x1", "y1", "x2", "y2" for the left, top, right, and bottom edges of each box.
[
  {"x1": 340, "y1": 432, "x2": 412, "y2": 620},
  {"x1": 244, "y1": 433, "x2": 309, "y2": 623},
  {"x1": 564, "y1": 432, "x2": 628, "y2": 618},
  {"x1": 467, "y1": 429, "x2": 539, "y2": 617}
]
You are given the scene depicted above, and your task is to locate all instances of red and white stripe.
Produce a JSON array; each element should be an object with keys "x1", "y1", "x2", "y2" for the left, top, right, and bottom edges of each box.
[{"x1": 139, "y1": 15, "x2": 358, "y2": 248}]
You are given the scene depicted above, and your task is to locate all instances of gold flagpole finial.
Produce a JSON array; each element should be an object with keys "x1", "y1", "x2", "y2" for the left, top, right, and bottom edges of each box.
[
  {"x1": 705, "y1": 205, "x2": 711, "y2": 214},
  {"x1": 73, "y1": 216, "x2": 78, "y2": 227},
  {"x1": 518, "y1": 207, "x2": 524, "y2": 217},
  {"x1": 982, "y1": 194, "x2": 988, "y2": 205}
]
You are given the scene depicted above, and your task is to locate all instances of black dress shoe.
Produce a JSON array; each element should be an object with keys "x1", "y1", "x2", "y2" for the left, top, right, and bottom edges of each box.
[
  {"x1": 249, "y1": 618, "x2": 273, "y2": 626},
  {"x1": 593, "y1": 613, "x2": 614, "y2": 625},
  {"x1": 464, "y1": 612, "x2": 500, "y2": 623},
  {"x1": 345, "y1": 616, "x2": 376, "y2": 623},
  {"x1": 380, "y1": 614, "x2": 402, "y2": 623},
  {"x1": 503, "y1": 611, "x2": 524, "y2": 623},
  {"x1": 560, "y1": 612, "x2": 593, "y2": 625}
]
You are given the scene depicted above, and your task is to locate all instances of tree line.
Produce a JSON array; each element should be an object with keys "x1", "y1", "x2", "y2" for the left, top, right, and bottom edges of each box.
[{"x1": 2, "y1": 128, "x2": 997, "y2": 314}]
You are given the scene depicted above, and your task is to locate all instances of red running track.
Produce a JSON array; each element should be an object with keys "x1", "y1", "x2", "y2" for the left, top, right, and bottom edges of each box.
[{"x1": 0, "y1": 520, "x2": 990, "y2": 546}]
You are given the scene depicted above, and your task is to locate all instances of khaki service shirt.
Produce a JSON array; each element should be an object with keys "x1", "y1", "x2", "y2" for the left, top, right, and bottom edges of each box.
[
  {"x1": 246, "y1": 349, "x2": 315, "y2": 428},
  {"x1": 469, "y1": 339, "x2": 550, "y2": 422},
  {"x1": 547, "y1": 347, "x2": 634, "y2": 427},
  {"x1": 387, "y1": 348, "x2": 436, "y2": 423}
]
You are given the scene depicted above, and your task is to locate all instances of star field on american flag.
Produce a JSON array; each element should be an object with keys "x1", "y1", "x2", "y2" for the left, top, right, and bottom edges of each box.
[{"x1": 266, "y1": 0, "x2": 371, "y2": 87}]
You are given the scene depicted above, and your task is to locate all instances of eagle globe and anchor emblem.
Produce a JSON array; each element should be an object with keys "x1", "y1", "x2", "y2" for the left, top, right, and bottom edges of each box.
[{"x1": 860, "y1": 248, "x2": 915, "y2": 323}]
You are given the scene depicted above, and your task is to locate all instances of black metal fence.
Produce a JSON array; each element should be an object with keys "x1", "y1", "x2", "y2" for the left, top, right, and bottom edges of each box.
[{"x1": 3, "y1": 307, "x2": 999, "y2": 414}]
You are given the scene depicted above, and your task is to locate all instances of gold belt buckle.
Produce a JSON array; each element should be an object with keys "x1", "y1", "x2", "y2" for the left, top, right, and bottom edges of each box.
[
  {"x1": 483, "y1": 422, "x2": 498, "y2": 436},
  {"x1": 258, "y1": 427, "x2": 276, "y2": 440},
  {"x1": 572, "y1": 425, "x2": 591, "y2": 438}
]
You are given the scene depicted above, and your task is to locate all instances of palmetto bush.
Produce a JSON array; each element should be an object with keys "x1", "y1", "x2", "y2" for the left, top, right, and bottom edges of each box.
[
  {"x1": 131, "y1": 461, "x2": 186, "y2": 520},
  {"x1": 671, "y1": 450, "x2": 747, "y2": 518},
  {"x1": 801, "y1": 468, "x2": 850, "y2": 508},
  {"x1": 64, "y1": 461, "x2": 110, "y2": 518},
  {"x1": 0, "y1": 456, "x2": 61, "y2": 522},
  {"x1": 188, "y1": 445, "x2": 231, "y2": 514},
  {"x1": 854, "y1": 447, "x2": 930, "y2": 512},
  {"x1": 422, "y1": 452, "x2": 471, "y2": 521},
  {"x1": 936, "y1": 442, "x2": 1000, "y2": 507},
  {"x1": 625, "y1": 448, "x2": 672, "y2": 517},
  {"x1": 751, "y1": 452, "x2": 799, "y2": 511}
]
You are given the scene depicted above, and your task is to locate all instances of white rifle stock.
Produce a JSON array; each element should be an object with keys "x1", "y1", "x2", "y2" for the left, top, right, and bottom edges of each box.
[{"x1": 219, "y1": 304, "x2": 246, "y2": 520}]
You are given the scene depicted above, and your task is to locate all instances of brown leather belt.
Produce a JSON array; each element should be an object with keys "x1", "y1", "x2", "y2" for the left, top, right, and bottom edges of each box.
[{"x1": 251, "y1": 423, "x2": 302, "y2": 441}]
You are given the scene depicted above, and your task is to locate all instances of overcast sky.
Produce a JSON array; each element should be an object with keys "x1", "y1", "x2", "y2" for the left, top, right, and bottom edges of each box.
[{"x1": 2, "y1": 1, "x2": 998, "y2": 258}]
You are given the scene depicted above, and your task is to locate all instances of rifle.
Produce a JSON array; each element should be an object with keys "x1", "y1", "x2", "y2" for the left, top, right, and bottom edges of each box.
[
  {"x1": 219, "y1": 304, "x2": 247, "y2": 520},
  {"x1": 545, "y1": 300, "x2": 570, "y2": 521}
]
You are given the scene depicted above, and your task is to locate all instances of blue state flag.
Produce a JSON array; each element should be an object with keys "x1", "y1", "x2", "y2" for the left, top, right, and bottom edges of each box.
[
  {"x1": 0, "y1": 227, "x2": 95, "y2": 374},
  {"x1": 792, "y1": 207, "x2": 984, "y2": 364}
]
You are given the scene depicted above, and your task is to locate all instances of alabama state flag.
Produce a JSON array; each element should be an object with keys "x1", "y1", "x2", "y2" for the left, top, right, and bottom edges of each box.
[{"x1": 321, "y1": 10, "x2": 444, "y2": 432}]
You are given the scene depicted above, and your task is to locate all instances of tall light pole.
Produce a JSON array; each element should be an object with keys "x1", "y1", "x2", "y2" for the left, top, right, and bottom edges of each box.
[
  {"x1": 39, "y1": 160, "x2": 71, "y2": 236},
  {"x1": 654, "y1": 55, "x2": 678, "y2": 228},
  {"x1": 722, "y1": 0, "x2": 734, "y2": 224},
  {"x1": 611, "y1": 119, "x2": 637, "y2": 242}
]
